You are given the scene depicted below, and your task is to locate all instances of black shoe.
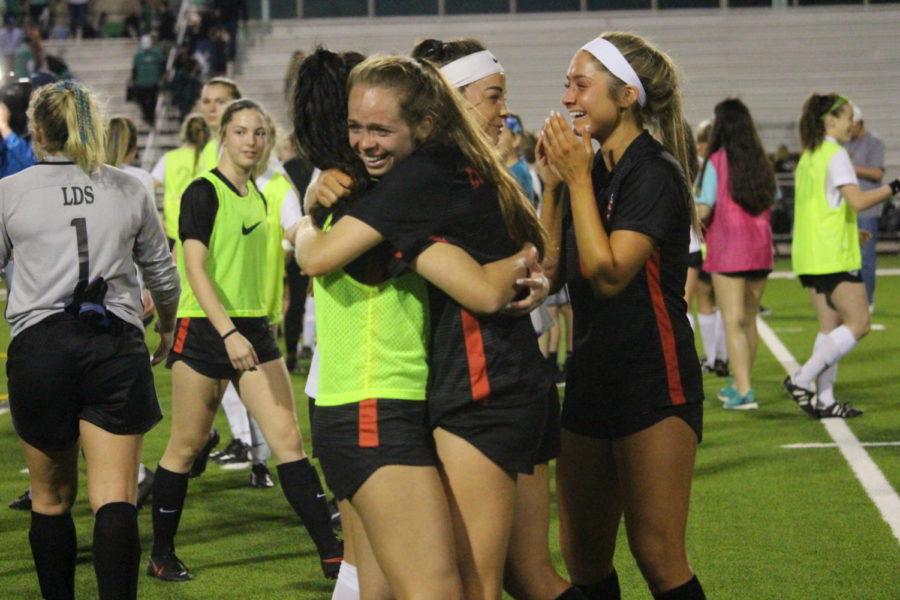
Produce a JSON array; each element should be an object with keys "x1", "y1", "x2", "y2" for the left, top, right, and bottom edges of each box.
[
  {"x1": 319, "y1": 540, "x2": 343, "y2": 579},
  {"x1": 188, "y1": 428, "x2": 220, "y2": 479},
  {"x1": 298, "y1": 346, "x2": 313, "y2": 360},
  {"x1": 285, "y1": 354, "x2": 298, "y2": 373},
  {"x1": 146, "y1": 553, "x2": 194, "y2": 582},
  {"x1": 783, "y1": 375, "x2": 816, "y2": 417},
  {"x1": 249, "y1": 463, "x2": 274, "y2": 488},
  {"x1": 136, "y1": 467, "x2": 155, "y2": 510},
  {"x1": 8, "y1": 488, "x2": 31, "y2": 511},
  {"x1": 816, "y1": 402, "x2": 863, "y2": 419},
  {"x1": 211, "y1": 437, "x2": 249, "y2": 465},
  {"x1": 328, "y1": 498, "x2": 341, "y2": 531},
  {"x1": 713, "y1": 359, "x2": 731, "y2": 377},
  {"x1": 759, "y1": 305, "x2": 773, "y2": 317}
]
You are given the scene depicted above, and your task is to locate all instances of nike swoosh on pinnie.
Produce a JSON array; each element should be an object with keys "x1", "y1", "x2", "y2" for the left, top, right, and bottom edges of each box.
[{"x1": 242, "y1": 221, "x2": 262, "y2": 235}]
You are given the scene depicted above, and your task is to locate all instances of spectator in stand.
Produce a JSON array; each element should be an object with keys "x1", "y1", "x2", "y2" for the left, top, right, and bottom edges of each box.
[
  {"x1": 842, "y1": 104, "x2": 885, "y2": 311},
  {"x1": 170, "y1": 55, "x2": 202, "y2": 122},
  {"x1": 68, "y1": 0, "x2": 89, "y2": 40},
  {"x1": 131, "y1": 33, "x2": 165, "y2": 126},
  {"x1": 0, "y1": 80, "x2": 36, "y2": 178},
  {"x1": 498, "y1": 113, "x2": 534, "y2": 202},
  {"x1": 28, "y1": 0, "x2": 51, "y2": 36},
  {"x1": 213, "y1": 0, "x2": 247, "y2": 66},
  {"x1": 0, "y1": 15, "x2": 24, "y2": 76},
  {"x1": 156, "y1": 1, "x2": 177, "y2": 53}
]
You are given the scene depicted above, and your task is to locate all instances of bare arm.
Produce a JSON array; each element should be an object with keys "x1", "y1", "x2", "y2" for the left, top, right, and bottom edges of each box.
[
  {"x1": 839, "y1": 182, "x2": 893, "y2": 213},
  {"x1": 293, "y1": 214, "x2": 383, "y2": 277},
  {"x1": 541, "y1": 113, "x2": 655, "y2": 298},
  {"x1": 536, "y1": 137, "x2": 566, "y2": 294},
  {"x1": 183, "y1": 239, "x2": 259, "y2": 371},
  {"x1": 412, "y1": 243, "x2": 535, "y2": 315},
  {"x1": 854, "y1": 165, "x2": 884, "y2": 183}
]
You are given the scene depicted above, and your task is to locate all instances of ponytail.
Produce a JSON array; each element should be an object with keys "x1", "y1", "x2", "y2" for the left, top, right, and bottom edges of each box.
[
  {"x1": 105, "y1": 116, "x2": 137, "y2": 167},
  {"x1": 799, "y1": 93, "x2": 845, "y2": 151},
  {"x1": 179, "y1": 112, "x2": 210, "y2": 170},
  {"x1": 29, "y1": 81, "x2": 106, "y2": 173}
]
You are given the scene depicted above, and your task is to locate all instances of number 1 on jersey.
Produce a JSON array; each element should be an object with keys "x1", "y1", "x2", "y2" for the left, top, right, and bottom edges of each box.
[{"x1": 71, "y1": 217, "x2": 89, "y2": 281}]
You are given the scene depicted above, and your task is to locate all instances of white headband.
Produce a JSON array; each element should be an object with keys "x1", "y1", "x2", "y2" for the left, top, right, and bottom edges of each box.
[
  {"x1": 580, "y1": 37, "x2": 646, "y2": 107},
  {"x1": 440, "y1": 50, "x2": 504, "y2": 88}
]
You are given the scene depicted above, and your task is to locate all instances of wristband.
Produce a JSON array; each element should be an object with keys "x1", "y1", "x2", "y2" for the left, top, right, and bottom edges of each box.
[
  {"x1": 221, "y1": 327, "x2": 239, "y2": 340},
  {"x1": 889, "y1": 179, "x2": 900, "y2": 196}
]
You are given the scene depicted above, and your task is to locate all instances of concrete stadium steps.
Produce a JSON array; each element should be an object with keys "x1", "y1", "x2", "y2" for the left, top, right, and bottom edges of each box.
[{"x1": 236, "y1": 6, "x2": 900, "y2": 174}]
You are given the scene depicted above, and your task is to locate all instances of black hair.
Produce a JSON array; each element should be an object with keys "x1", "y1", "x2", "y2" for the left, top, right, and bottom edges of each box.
[
  {"x1": 701, "y1": 98, "x2": 775, "y2": 216},
  {"x1": 410, "y1": 38, "x2": 487, "y2": 74},
  {"x1": 1, "y1": 81, "x2": 33, "y2": 136},
  {"x1": 290, "y1": 46, "x2": 369, "y2": 226}
]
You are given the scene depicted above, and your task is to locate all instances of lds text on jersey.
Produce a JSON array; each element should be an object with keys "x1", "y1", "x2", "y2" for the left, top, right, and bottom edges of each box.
[{"x1": 62, "y1": 186, "x2": 94, "y2": 206}]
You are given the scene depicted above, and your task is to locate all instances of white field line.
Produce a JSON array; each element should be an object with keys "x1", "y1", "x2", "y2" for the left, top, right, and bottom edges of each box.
[
  {"x1": 783, "y1": 442, "x2": 900, "y2": 449},
  {"x1": 757, "y1": 316, "x2": 900, "y2": 543}
]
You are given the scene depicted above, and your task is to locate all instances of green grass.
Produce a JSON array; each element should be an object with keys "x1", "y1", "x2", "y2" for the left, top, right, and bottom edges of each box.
[{"x1": 1, "y1": 257, "x2": 899, "y2": 598}]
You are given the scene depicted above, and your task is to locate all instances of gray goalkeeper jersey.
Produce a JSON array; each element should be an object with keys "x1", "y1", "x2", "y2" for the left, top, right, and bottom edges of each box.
[{"x1": 0, "y1": 158, "x2": 180, "y2": 337}]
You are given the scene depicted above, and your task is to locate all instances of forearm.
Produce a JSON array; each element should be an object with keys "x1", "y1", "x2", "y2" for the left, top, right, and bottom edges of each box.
[
  {"x1": 412, "y1": 244, "x2": 524, "y2": 315},
  {"x1": 855, "y1": 165, "x2": 884, "y2": 183},
  {"x1": 539, "y1": 185, "x2": 565, "y2": 291},
  {"x1": 568, "y1": 176, "x2": 616, "y2": 282},
  {"x1": 183, "y1": 249, "x2": 235, "y2": 335},
  {"x1": 155, "y1": 299, "x2": 179, "y2": 334},
  {"x1": 845, "y1": 184, "x2": 892, "y2": 213}
]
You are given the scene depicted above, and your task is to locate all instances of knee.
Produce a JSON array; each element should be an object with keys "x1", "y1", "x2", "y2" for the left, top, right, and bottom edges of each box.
[
  {"x1": 848, "y1": 318, "x2": 870, "y2": 340},
  {"x1": 629, "y1": 537, "x2": 688, "y2": 589},
  {"x1": 31, "y1": 488, "x2": 76, "y2": 516}
]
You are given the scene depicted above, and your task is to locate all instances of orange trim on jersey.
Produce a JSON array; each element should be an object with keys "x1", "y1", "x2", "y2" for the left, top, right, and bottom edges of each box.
[
  {"x1": 646, "y1": 250, "x2": 686, "y2": 405},
  {"x1": 173, "y1": 317, "x2": 191, "y2": 354},
  {"x1": 358, "y1": 399, "x2": 379, "y2": 448},
  {"x1": 460, "y1": 308, "x2": 491, "y2": 404}
]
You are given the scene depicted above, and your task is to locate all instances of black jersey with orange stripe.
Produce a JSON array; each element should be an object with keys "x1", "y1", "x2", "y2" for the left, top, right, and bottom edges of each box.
[
  {"x1": 562, "y1": 132, "x2": 703, "y2": 416},
  {"x1": 350, "y1": 145, "x2": 549, "y2": 411}
]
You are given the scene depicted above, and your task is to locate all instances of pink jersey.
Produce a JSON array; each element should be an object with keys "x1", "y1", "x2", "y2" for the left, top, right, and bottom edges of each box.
[{"x1": 702, "y1": 149, "x2": 774, "y2": 273}]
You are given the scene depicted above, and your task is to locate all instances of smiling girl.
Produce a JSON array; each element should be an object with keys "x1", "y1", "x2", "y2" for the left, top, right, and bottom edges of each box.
[
  {"x1": 148, "y1": 99, "x2": 342, "y2": 582},
  {"x1": 783, "y1": 94, "x2": 900, "y2": 418},
  {"x1": 540, "y1": 32, "x2": 705, "y2": 599}
]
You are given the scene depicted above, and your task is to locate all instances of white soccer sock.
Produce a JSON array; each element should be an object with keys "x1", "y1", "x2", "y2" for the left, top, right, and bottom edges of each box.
[
  {"x1": 138, "y1": 463, "x2": 149, "y2": 484},
  {"x1": 222, "y1": 382, "x2": 251, "y2": 445},
  {"x1": 249, "y1": 417, "x2": 271, "y2": 464},
  {"x1": 795, "y1": 326, "x2": 856, "y2": 389},
  {"x1": 302, "y1": 296, "x2": 316, "y2": 349},
  {"x1": 813, "y1": 333, "x2": 839, "y2": 408},
  {"x1": 697, "y1": 312, "x2": 717, "y2": 362},
  {"x1": 686, "y1": 312, "x2": 695, "y2": 333},
  {"x1": 714, "y1": 309, "x2": 728, "y2": 361},
  {"x1": 331, "y1": 562, "x2": 359, "y2": 600}
]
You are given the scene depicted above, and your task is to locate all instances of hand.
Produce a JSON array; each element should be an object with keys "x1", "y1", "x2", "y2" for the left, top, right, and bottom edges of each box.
[
  {"x1": 504, "y1": 246, "x2": 550, "y2": 316},
  {"x1": 540, "y1": 111, "x2": 593, "y2": 186},
  {"x1": 151, "y1": 330, "x2": 173, "y2": 366},
  {"x1": 224, "y1": 331, "x2": 259, "y2": 372},
  {"x1": 858, "y1": 229, "x2": 873, "y2": 247},
  {"x1": 535, "y1": 137, "x2": 562, "y2": 192},
  {"x1": 305, "y1": 168, "x2": 353, "y2": 213}
]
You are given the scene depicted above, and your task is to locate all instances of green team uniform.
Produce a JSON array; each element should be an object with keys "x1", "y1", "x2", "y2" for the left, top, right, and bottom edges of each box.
[
  {"x1": 260, "y1": 172, "x2": 292, "y2": 324},
  {"x1": 313, "y1": 217, "x2": 430, "y2": 406},
  {"x1": 176, "y1": 171, "x2": 270, "y2": 317},
  {"x1": 792, "y1": 140, "x2": 861, "y2": 275},
  {"x1": 163, "y1": 147, "x2": 203, "y2": 240}
]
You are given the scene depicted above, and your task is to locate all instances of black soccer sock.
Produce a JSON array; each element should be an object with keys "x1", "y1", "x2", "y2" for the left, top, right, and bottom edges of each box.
[
  {"x1": 151, "y1": 465, "x2": 189, "y2": 557},
  {"x1": 577, "y1": 569, "x2": 621, "y2": 600},
  {"x1": 277, "y1": 458, "x2": 340, "y2": 556},
  {"x1": 653, "y1": 575, "x2": 706, "y2": 600},
  {"x1": 555, "y1": 586, "x2": 590, "y2": 600},
  {"x1": 548, "y1": 351, "x2": 559, "y2": 367},
  {"x1": 29, "y1": 511, "x2": 77, "y2": 600},
  {"x1": 93, "y1": 502, "x2": 140, "y2": 600}
]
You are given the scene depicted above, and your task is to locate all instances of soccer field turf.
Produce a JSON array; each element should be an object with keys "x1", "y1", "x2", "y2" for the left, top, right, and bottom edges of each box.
[{"x1": 1, "y1": 257, "x2": 898, "y2": 599}]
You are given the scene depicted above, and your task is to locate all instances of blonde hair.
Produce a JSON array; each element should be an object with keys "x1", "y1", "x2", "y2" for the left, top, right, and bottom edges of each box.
[
  {"x1": 29, "y1": 81, "x2": 107, "y2": 173},
  {"x1": 349, "y1": 55, "x2": 546, "y2": 258},
  {"x1": 105, "y1": 116, "x2": 137, "y2": 167},
  {"x1": 588, "y1": 32, "x2": 691, "y2": 182},
  {"x1": 588, "y1": 32, "x2": 698, "y2": 232},
  {"x1": 253, "y1": 110, "x2": 278, "y2": 177},
  {"x1": 179, "y1": 112, "x2": 210, "y2": 170}
]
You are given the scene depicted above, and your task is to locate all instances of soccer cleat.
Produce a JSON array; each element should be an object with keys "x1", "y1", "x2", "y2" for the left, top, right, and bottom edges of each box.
[
  {"x1": 319, "y1": 540, "x2": 344, "y2": 579},
  {"x1": 188, "y1": 428, "x2": 220, "y2": 479},
  {"x1": 783, "y1": 375, "x2": 816, "y2": 417},
  {"x1": 249, "y1": 463, "x2": 274, "y2": 488},
  {"x1": 717, "y1": 380, "x2": 736, "y2": 403},
  {"x1": 146, "y1": 553, "x2": 194, "y2": 582},
  {"x1": 816, "y1": 402, "x2": 863, "y2": 419},
  {"x1": 724, "y1": 389, "x2": 758, "y2": 410},
  {"x1": 136, "y1": 467, "x2": 155, "y2": 510},
  {"x1": 759, "y1": 305, "x2": 773, "y2": 317},
  {"x1": 8, "y1": 488, "x2": 31, "y2": 511},
  {"x1": 713, "y1": 359, "x2": 731, "y2": 377},
  {"x1": 211, "y1": 437, "x2": 250, "y2": 465}
]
